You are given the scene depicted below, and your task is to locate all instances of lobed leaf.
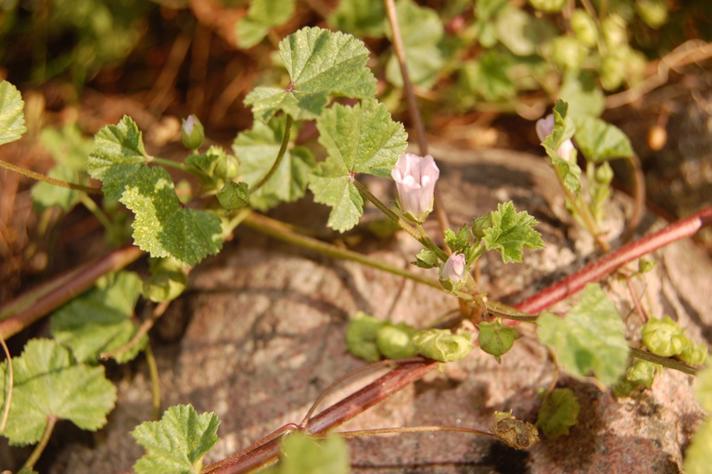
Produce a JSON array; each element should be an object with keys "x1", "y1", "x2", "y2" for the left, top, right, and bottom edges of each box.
[
  {"x1": 480, "y1": 201, "x2": 544, "y2": 263},
  {"x1": 0, "y1": 80, "x2": 26, "y2": 145},
  {"x1": 132, "y1": 404, "x2": 220, "y2": 474},
  {"x1": 537, "y1": 284, "x2": 629, "y2": 385},
  {"x1": 0, "y1": 339, "x2": 116, "y2": 446},
  {"x1": 236, "y1": 0, "x2": 295, "y2": 48},
  {"x1": 536, "y1": 388, "x2": 580, "y2": 438}
]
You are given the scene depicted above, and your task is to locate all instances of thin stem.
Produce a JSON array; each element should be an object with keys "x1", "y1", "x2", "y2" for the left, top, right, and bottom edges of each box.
[
  {"x1": 79, "y1": 194, "x2": 114, "y2": 233},
  {"x1": 0, "y1": 333, "x2": 13, "y2": 432},
  {"x1": 150, "y1": 156, "x2": 189, "y2": 172},
  {"x1": 0, "y1": 158, "x2": 100, "y2": 194},
  {"x1": 337, "y1": 425, "x2": 496, "y2": 440},
  {"x1": 555, "y1": 172, "x2": 609, "y2": 252},
  {"x1": 22, "y1": 416, "x2": 57, "y2": 470},
  {"x1": 243, "y1": 213, "x2": 443, "y2": 291},
  {"x1": 250, "y1": 115, "x2": 293, "y2": 194},
  {"x1": 629, "y1": 347, "x2": 697, "y2": 376},
  {"x1": 145, "y1": 342, "x2": 162, "y2": 420},
  {"x1": 382, "y1": 0, "x2": 450, "y2": 237},
  {"x1": 101, "y1": 301, "x2": 170, "y2": 361}
]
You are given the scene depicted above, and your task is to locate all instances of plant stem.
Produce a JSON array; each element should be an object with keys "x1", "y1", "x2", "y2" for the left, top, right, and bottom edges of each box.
[
  {"x1": 79, "y1": 194, "x2": 114, "y2": 233},
  {"x1": 243, "y1": 212, "x2": 443, "y2": 291},
  {"x1": 204, "y1": 207, "x2": 712, "y2": 474},
  {"x1": 101, "y1": 301, "x2": 170, "y2": 361},
  {"x1": 516, "y1": 207, "x2": 712, "y2": 314},
  {"x1": 22, "y1": 416, "x2": 57, "y2": 470},
  {"x1": 382, "y1": 0, "x2": 450, "y2": 237},
  {"x1": 151, "y1": 156, "x2": 189, "y2": 172},
  {"x1": 250, "y1": 115, "x2": 293, "y2": 194},
  {"x1": 0, "y1": 245, "x2": 143, "y2": 339},
  {"x1": 555, "y1": 172, "x2": 610, "y2": 252},
  {"x1": 0, "y1": 158, "x2": 100, "y2": 194},
  {"x1": 337, "y1": 424, "x2": 496, "y2": 440},
  {"x1": 629, "y1": 347, "x2": 697, "y2": 375},
  {"x1": 0, "y1": 333, "x2": 13, "y2": 433},
  {"x1": 145, "y1": 342, "x2": 162, "y2": 419}
]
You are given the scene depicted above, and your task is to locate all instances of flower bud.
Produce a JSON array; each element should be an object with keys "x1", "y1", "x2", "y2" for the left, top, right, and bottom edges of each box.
[
  {"x1": 601, "y1": 14, "x2": 627, "y2": 47},
  {"x1": 391, "y1": 153, "x2": 440, "y2": 221},
  {"x1": 571, "y1": 10, "x2": 598, "y2": 47},
  {"x1": 636, "y1": 0, "x2": 668, "y2": 29},
  {"x1": 214, "y1": 153, "x2": 239, "y2": 180},
  {"x1": 642, "y1": 316, "x2": 687, "y2": 357},
  {"x1": 550, "y1": 35, "x2": 587, "y2": 71},
  {"x1": 181, "y1": 114, "x2": 204, "y2": 150},
  {"x1": 535, "y1": 114, "x2": 576, "y2": 161},
  {"x1": 440, "y1": 252, "x2": 467, "y2": 284}
]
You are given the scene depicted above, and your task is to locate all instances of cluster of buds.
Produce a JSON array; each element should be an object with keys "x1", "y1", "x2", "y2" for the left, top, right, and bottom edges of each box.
[{"x1": 535, "y1": 114, "x2": 575, "y2": 162}]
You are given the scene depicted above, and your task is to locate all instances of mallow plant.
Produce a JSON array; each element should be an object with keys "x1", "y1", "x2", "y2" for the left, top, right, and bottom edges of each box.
[{"x1": 0, "y1": 16, "x2": 711, "y2": 474}]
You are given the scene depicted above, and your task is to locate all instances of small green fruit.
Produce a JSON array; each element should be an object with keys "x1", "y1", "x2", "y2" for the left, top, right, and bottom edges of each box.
[
  {"x1": 642, "y1": 316, "x2": 687, "y2": 357},
  {"x1": 571, "y1": 10, "x2": 598, "y2": 47},
  {"x1": 550, "y1": 36, "x2": 588, "y2": 71}
]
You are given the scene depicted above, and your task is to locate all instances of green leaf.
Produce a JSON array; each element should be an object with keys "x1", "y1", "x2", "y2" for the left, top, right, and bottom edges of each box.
[
  {"x1": 244, "y1": 27, "x2": 376, "y2": 121},
  {"x1": 143, "y1": 257, "x2": 188, "y2": 303},
  {"x1": 536, "y1": 388, "x2": 580, "y2": 438},
  {"x1": 88, "y1": 115, "x2": 150, "y2": 201},
  {"x1": 132, "y1": 404, "x2": 220, "y2": 474},
  {"x1": 480, "y1": 201, "x2": 544, "y2": 264},
  {"x1": 473, "y1": 0, "x2": 508, "y2": 47},
  {"x1": 574, "y1": 116, "x2": 634, "y2": 162},
  {"x1": 414, "y1": 248, "x2": 440, "y2": 269},
  {"x1": 217, "y1": 181, "x2": 250, "y2": 210},
  {"x1": 495, "y1": 6, "x2": 556, "y2": 56},
  {"x1": 119, "y1": 166, "x2": 223, "y2": 266},
  {"x1": 459, "y1": 51, "x2": 516, "y2": 102},
  {"x1": 559, "y1": 71, "x2": 604, "y2": 120},
  {"x1": 0, "y1": 80, "x2": 26, "y2": 145},
  {"x1": 328, "y1": 0, "x2": 386, "y2": 37},
  {"x1": 236, "y1": 0, "x2": 296, "y2": 48},
  {"x1": 385, "y1": 0, "x2": 444, "y2": 89},
  {"x1": 270, "y1": 432, "x2": 350, "y2": 474},
  {"x1": 479, "y1": 321, "x2": 518, "y2": 359},
  {"x1": 685, "y1": 419, "x2": 712, "y2": 474},
  {"x1": 31, "y1": 166, "x2": 84, "y2": 212},
  {"x1": 537, "y1": 284, "x2": 629, "y2": 385},
  {"x1": 309, "y1": 99, "x2": 407, "y2": 232},
  {"x1": 694, "y1": 364, "x2": 712, "y2": 412},
  {"x1": 412, "y1": 329, "x2": 473, "y2": 362},
  {"x1": 541, "y1": 100, "x2": 581, "y2": 194},
  {"x1": 233, "y1": 117, "x2": 315, "y2": 210},
  {"x1": 345, "y1": 312, "x2": 385, "y2": 362},
  {"x1": 51, "y1": 271, "x2": 144, "y2": 363},
  {"x1": 0, "y1": 339, "x2": 117, "y2": 446}
]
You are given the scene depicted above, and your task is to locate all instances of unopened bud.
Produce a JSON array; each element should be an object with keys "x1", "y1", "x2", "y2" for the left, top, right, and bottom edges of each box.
[
  {"x1": 391, "y1": 153, "x2": 440, "y2": 221},
  {"x1": 181, "y1": 114, "x2": 204, "y2": 150}
]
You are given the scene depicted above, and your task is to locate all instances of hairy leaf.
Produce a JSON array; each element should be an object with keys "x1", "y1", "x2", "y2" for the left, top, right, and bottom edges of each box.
[
  {"x1": 132, "y1": 404, "x2": 220, "y2": 474},
  {"x1": 236, "y1": 0, "x2": 296, "y2": 48},
  {"x1": 480, "y1": 201, "x2": 544, "y2": 263},
  {"x1": 574, "y1": 116, "x2": 633, "y2": 162},
  {"x1": 0, "y1": 80, "x2": 26, "y2": 145},
  {"x1": 233, "y1": 117, "x2": 315, "y2": 210},
  {"x1": 245, "y1": 27, "x2": 376, "y2": 120},
  {"x1": 536, "y1": 388, "x2": 580, "y2": 438},
  {"x1": 51, "y1": 271, "x2": 144, "y2": 363},
  {"x1": 537, "y1": 284, "x2": 629, "y2": 385},
  {"x1": 0, "y1": 339, "x2": 116, "y2": 446},
  {"x1": 309, "y1": 99, "x2": 407, "y2": 231}
]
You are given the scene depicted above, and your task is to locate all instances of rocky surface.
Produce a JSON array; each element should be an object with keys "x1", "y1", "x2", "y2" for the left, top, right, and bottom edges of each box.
[{"x1": 50, "y1": 145, "x2": 711, "y2": 473}]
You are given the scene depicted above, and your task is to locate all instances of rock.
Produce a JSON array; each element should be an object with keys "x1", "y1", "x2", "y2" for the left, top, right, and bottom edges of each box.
[{"x1": 51, "y1": 145, "x2": 711, "y2": 473}]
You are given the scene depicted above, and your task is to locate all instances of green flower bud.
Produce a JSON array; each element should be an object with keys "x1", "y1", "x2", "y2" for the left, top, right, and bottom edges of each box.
[
  {"x1": 181, "y1": 114, "x2": 204, "y2": 150},
  {"x1": 479, "y1": 321, "x2": 518, "y2": 359},
  {"x1": 600, "y1": 52, "x2": 626, "y2": 91},
  {"x1": 594, "y1": 162, "x2": 614, "y2": 185},
  {"x1": 413, "y1": 329, "x2": 473, "y2": 362},
  {"x1": 345, "y1": 312, "x2": 386, "y2": 362},
  {"x1": 636, "y1": 0, "x2": 668, "y2": 29},
  {"x1": 679, "y1": 341, "x2": 708, "y2": 367},
  {"x1": 642, "y1": 316, "x2": 687, "y2": 357},
  {"x1": 571, "y1": 10, "x2": 598, "y2": 47},
  {"x1": 376, "y1": 323, "x2": 418, "y2": 359},
  {"x1": 143, "y1": 258, "x2": 188, "y2": 303},
  {"x1": 638, "y1": 258, "x2": 656, "y2": 274},
  {"x1": 601, "y1": 15, "x2": 627, "y2": 47},
  {"x1": 529, "y1": 0, "x2": 565, "y2": 13},
  {"x1": 550, "y1": 36, "x2": 588, "y2": 71},
  {"x1": 214, "y1": 153, "x2": 239, "y2": 180},
  {"x1": 625, "y1": 49, "x2": 647, "y2": 86},
  {"x1": 626, "y1": 360, "x2": 661, "y2": 388}
]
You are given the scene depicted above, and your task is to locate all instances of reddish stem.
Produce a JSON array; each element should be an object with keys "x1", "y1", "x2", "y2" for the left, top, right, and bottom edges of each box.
[
  {"x1": 0, "y1": 245, "x2": 142, "y2": 339},
  {"x1": 204, "y1": 207, "x2": 712, "y2": 473}
]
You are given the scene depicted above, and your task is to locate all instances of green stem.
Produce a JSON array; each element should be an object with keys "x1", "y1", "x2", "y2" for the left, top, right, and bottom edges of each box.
[
  {"x1": 250, "y1": 115, "x2": 293, "y2": 194},
  {"x1": 0, "y1": 158, "x2": 100, "y2": 194},
  {"x1": 243, "y1": 212, "x2": 443, "y2": 291},
  {"x1": 629, "y1": 347, "x2": 697, "y2": 376},
  {"x1": 79, "y1": 194, "x2": 113, "y2": 233},
  {"x1": 555, "y1": 172, "x2": 610, "y2": 252},
  {"x1": 22, "y1": 415, "x2": 56, "y2": 470},
  {"x1": 150, "y1": 156, "x2": 189, "y2": 172},
  {"x1": 0, "y1": 333, "x2": 13, "y2": 433},
  {"x1": 352, "y1": 180, "x2": 447, "y2": 260},
  {"x1": 145, "y1": 343, "x2": 162, "y2": 420}
]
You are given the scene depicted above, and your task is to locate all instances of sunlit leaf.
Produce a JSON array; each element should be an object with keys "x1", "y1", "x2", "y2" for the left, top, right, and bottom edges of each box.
[
  {"x1": 479, "y1": 201, "x2": 544, "y2": 263},
  {"x1": 0, "y1": 80, "x2": 26, "y2": 145},
  {"x1": 235, "y1": 0, "x2": 296, "y2": 48},
  {"x1": 574, "y1": 116, "x2": 634, "y2": 162}
]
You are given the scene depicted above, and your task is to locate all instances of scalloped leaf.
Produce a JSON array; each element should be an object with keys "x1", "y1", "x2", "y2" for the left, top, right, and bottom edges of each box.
[{"x1": 0, "y1": 80, "x2": 26, "y2": 145}]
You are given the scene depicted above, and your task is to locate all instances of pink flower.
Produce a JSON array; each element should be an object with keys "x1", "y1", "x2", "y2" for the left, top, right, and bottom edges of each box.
[
  {"x1": 536, "y1": 114, "x2": 576, "y2": 162},
  {"x1": 391, "y1": 153, "x2": 440, "y2": 220},
  {"x1": 440, "y1": 252, "x2": 466, "y2": 283}
]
